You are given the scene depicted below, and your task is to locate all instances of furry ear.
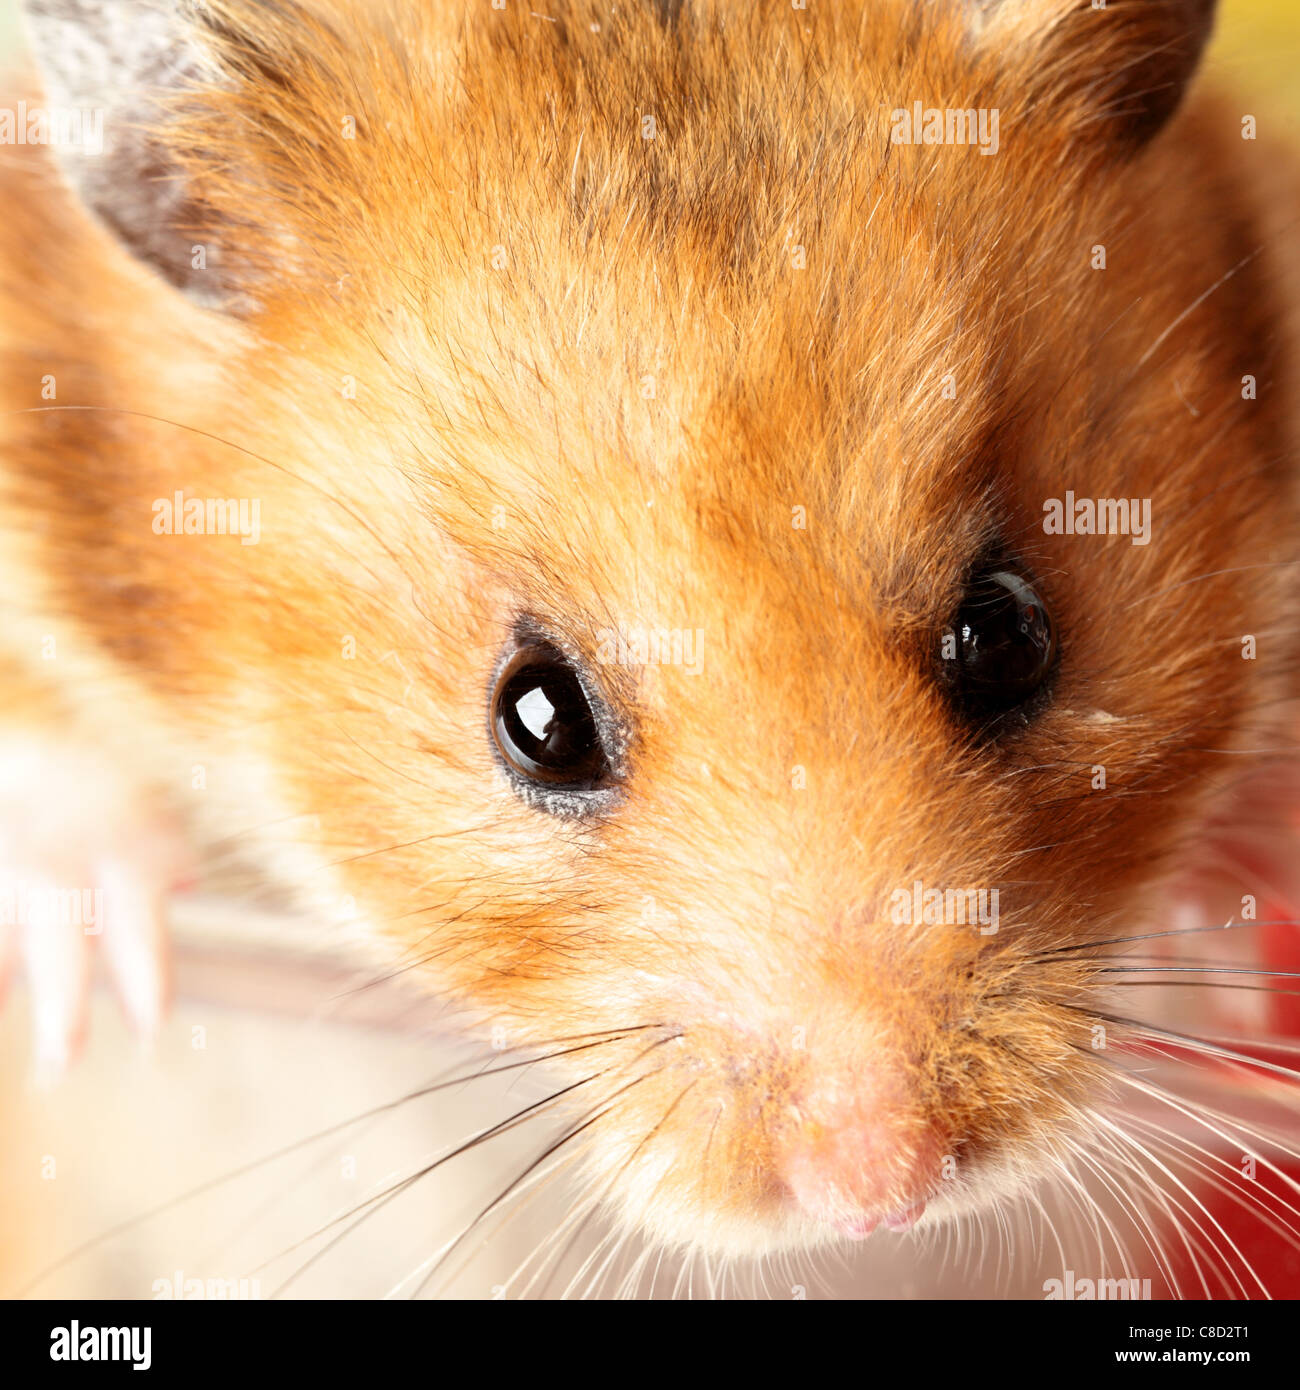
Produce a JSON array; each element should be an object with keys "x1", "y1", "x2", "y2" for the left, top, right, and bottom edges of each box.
[
  {"x1": 19, "y1": 0, "x2": 315, "y2": 304},
  {"x1": 977, "y1": 0, "x2": 1218, "y2": 150},
  {"x1": 20, "y1": 0, "x2": 227, "y2": 296}
]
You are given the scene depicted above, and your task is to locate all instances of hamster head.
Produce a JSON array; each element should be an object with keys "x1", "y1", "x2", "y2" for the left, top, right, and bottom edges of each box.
[{"x1": 20, "y1": 0, "x2": 1299, "y2": 1256}]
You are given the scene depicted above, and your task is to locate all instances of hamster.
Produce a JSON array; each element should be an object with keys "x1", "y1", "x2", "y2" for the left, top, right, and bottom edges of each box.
[{"x1": 2, "y1": 0, "x2": 1299, "y2": 1269}]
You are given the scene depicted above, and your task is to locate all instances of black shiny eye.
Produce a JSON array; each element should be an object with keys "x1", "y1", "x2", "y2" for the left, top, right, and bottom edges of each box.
[
  {"x1": 941, "y1": 566, "x2": 1057, "y2": 719},
  {"x1": 491, "y1": 643, "x2": 610, "y2": 789}
]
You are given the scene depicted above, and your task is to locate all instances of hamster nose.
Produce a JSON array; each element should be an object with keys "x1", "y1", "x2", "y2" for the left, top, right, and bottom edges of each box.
[{"x1": 779, "y1": 1085, "x2": 943, "y2": 1239}]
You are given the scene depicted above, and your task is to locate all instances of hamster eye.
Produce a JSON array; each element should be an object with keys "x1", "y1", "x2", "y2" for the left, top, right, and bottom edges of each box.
[
  {"x1": 491, "y1": 643, "x2": 610, "y2": 789},
  {"x1": 941, "y1": 566, "x2": 1057, "y2": 719}
]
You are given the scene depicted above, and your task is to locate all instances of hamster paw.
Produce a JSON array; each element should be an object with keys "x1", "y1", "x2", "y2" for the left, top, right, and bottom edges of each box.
[{"x1": 0, "y1": 741, "x2": 191, "y2": 1083}]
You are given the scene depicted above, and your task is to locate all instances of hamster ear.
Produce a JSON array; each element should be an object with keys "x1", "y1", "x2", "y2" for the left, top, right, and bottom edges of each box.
[
  {"x1": 21, "y1": 0, "x2": 219, "y2": 297},
  {"x1": 20, "y1": 0, "x2": 303, "y2": 305},
  {"x1": 977, "y1": 0, "x2": 1218, "y2": 150}
]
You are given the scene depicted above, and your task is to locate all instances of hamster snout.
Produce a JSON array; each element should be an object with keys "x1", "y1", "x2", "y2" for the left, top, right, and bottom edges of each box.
[
  {"x1": 781, "y1": 1095, "x2": 942, "y2": 1238},
  {"x1": 767, "y1": 1023, "x2": 950, "y2": 1237}
]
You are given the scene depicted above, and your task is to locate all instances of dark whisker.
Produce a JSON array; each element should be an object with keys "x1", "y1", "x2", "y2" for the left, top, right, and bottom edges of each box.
[
  {"x1": 268, "y1": 1028, "x2": 679, "y2": 1296},
  {"x1": 11, "y1": 404, "x2": 410, "y2": 583},
  {"x1": 1060, "y1": 1004, "x2": 1300, "y2": 1085},
  {"x1": 266, "y1": 1070, "x2": 608, "y2": 1297},
  {"x1": 408, "y1": 1071, "x2": 664, "y2": 1299},
  {"x1": 1033, "y1": 918, "x2": 1300, "y2": 959},
  {"x1": 1104, "y1": 980, "x2": 1300, "y2": 999},
  {"x1": 530, "y1": 1079, "x2": 701, "y2": 1300},
  {"x1": 13, "y1": 1031, "x2": 647, "y2": 1296},
  {"x1": 1099, "y1": 965, "x2": 1300, "y2": 981}
]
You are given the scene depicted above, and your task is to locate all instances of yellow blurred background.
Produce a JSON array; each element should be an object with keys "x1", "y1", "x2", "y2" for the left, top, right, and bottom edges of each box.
[{"x1": 1213, "y1": 0, "x2": 1300, "y2": 121}]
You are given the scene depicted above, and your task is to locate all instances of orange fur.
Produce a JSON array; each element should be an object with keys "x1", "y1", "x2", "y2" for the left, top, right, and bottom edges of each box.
[{"x1": 1, "y1": 0, "x2": 1298, "y2": 1259}]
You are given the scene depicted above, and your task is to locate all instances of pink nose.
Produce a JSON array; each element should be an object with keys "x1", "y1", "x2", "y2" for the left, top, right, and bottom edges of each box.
[{"x1": 780, "y1": 1086, "x2": 942, "y2": 1239}]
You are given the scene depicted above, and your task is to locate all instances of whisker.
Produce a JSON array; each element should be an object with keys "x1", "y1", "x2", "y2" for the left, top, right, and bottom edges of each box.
[
  {"x1": 1092, "y1": 1126, "x2": 1222, "y2": 1297},
  {"x1": 10, "y1": 404, "x2": 412, "y2": 583},
  {"x1": 560, "y1": 1081, "x2": 700, "y2": 1301},
  {"x1": 1098, "y1": 965, "x2": 1300, "y2": 981},
  {"x1": 267, "y1": 1067, "x2": 612, "y2": 1297},
  {"x1": 1059, "y1": 1004, "x2": 1300, "y2": 1085},
  {"x1": 399, "y1": 1090, "x2": 630, "y2": 1300},
  {"x1": 1105, "y1": 980, "x2": 1300, "y2": 999},
  {"x1": 405, "y1": 1032, "x2": 683, "y2": 1298},
  {"x1": 1092, "y1": 1113, "x2": 1262, "y2": 1298},
  {"x1": 1126, "y1": 1113, "x2": 1300, "y2": 1257},
  {"x1": 1063, "y1": 1139, "x2": 1177, "y2": 1293},
  {"x1": 1034, "y1": 917, "x2": 1300, "y2": 959},
  {"x1": 13, "y1": 1032, "x2": 642, "y2": 1296}
]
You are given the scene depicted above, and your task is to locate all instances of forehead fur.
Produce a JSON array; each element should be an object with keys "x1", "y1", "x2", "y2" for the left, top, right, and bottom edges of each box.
[
  {"x1": 164, "y1": 1, "x2": 1124, "y2": 595},
  {"x1": 12, "y1": 0, "x2": 1285, "y2": 663},
  {"x1": 13, "y1": 0, "x2": 1288, "y2": 714},
  {"x1": 147, "y1": 0, "x2": 1268, "y2": 640}
]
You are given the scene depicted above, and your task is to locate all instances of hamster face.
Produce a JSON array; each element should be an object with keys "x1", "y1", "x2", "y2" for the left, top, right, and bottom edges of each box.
[{"x1": 11, "y1": 0, "x2": 1298, "y2": 1258}]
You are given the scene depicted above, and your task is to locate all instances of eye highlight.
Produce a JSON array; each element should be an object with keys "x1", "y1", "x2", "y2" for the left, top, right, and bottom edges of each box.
[
  {"x1": 491, "y1": 642, "x2": 611, "y2": 792},
  {"x1": 941, "y1": 565, "x2": 1057, "y2": 721}
]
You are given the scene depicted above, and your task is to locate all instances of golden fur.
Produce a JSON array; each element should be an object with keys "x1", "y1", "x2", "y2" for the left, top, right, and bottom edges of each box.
[{"x1": 1, "y1": 0, "x2": 1298, "y2": 1257}]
